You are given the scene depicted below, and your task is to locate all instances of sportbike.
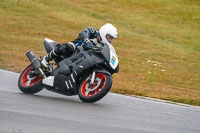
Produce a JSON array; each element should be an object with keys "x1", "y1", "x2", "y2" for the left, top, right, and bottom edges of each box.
[{"x1": 18, "y1": 38, "x2": 119, "y2": 103}]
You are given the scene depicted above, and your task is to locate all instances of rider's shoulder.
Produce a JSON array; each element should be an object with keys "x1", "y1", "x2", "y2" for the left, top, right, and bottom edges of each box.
[{"x1": 85, "y1": 27, "x2": 98, "y2": 34}]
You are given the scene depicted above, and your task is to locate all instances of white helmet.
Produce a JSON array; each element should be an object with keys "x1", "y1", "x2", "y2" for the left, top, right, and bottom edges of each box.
[{"x1": 99, "y1": 23, "x2": 118, "y2": 45}]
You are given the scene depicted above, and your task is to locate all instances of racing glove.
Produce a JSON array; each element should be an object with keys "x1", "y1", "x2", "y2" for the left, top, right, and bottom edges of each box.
[{"x1": 83, "y1": 38, "x2": 94, "y2": 50}]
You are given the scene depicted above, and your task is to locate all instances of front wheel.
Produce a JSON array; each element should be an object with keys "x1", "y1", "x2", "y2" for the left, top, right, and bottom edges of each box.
[
  {"x1": 18, "y1": 64, "x2": 43, "y2": 94},
  {"x1": 78, "y1": 73, "x2": 112, "y2": 103}
]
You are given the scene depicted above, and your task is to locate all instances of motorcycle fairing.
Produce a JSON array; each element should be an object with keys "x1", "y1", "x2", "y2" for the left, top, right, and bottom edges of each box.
[
  {"x1": 107, "y1": 43, "x2": 119, "y2": 70},
  {"x1": 99, "y1": 44, "x2": 119, "y2": 71},
  {"x1": 54, "y1": 48, "x2": 102, "y2": 76},
  {"x1": 42, "y1": 76, "x2": 54, "y2": 86},
  {"x1": 54, "y1": 74, "x2": 76, "y2": 91},
  {"x1": 42, "y1": 71, "x2": 78, "y2": 95}
]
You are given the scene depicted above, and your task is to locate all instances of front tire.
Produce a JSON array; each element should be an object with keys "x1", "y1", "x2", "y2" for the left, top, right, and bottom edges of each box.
[
  {"x1": 78, "y1": 73, "x2": 112, "y2": 103},
  {"x1": 18, "y1": 64, "x2": 43, "y2": 94}
]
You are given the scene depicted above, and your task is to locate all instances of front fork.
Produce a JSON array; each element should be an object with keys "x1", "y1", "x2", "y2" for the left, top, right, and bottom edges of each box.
[
  {"x1": 90, "y1": 71, "x2": 96, "y2": 84},
  {"x1": 86, "y1": 71, "x2": 96, "y2": 85},
  {"x1": 37, "y1": 67, "x2": 46, "y2": 78}
]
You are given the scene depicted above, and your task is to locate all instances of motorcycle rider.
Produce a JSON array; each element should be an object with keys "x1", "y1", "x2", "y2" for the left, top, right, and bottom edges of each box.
[{"x1": 41, "y1": 23, "x2": 118, "y2": 68}]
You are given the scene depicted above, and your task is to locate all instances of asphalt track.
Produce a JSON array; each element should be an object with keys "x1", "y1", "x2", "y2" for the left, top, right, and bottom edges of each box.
[{"x1": 0, "y1": 69, "x2": 200, "y2": 133}]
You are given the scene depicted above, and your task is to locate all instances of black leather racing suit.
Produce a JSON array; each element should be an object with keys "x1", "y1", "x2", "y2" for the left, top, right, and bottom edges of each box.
[{"x1": 48, "y1": 27, "x2": 99, "y2": 61}]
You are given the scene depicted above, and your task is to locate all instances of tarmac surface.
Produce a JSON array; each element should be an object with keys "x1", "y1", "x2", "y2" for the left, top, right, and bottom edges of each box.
[{"x1": 0, "y1": 69, "x2": 200, "y2": 133}]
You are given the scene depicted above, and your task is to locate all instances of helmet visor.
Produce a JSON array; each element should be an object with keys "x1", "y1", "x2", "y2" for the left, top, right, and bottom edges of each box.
[{"x1": 106, "y1": 34, "x2": 115, "y2": 44}]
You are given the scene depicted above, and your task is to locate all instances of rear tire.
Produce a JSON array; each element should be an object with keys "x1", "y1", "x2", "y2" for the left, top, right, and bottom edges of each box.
[
  {"x1": 78, "y1": 73, "x2": 112, "y2": 103},
  {"x1": 18, "y1": 64, "x2": 43, "y2": 94}
]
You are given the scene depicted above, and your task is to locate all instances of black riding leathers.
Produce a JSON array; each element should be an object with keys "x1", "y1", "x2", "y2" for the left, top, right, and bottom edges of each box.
[{"x1": 46, "y1": 27, "x2": 99, "y2": 62}]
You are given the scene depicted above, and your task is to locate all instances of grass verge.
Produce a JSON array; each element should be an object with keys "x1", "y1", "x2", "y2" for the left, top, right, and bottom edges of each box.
[{"x1": 0, "y1": 0, "x2": 200, "y2": 106}]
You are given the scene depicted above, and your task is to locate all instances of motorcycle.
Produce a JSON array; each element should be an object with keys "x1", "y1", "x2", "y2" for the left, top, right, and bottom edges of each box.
[{"x1": 18, "y1": 38, "x2": 119, "y2": 103}]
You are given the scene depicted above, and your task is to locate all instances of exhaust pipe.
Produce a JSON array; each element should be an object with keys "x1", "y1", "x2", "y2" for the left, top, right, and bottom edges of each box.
[
  {"x1": 26, "y1": 50, "x2": 46, "y2": 78},
  {"x1": 26, "y1": 50, "x2": 41, "y2": 69}
]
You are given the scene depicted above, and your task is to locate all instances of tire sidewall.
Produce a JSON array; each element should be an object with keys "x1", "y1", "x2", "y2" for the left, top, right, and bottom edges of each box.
[
  {"x1": 78, "y1": 73, "x2": 112, "y2": 103},
  {"x1": 18, "y1": 64, "x2": 43, "y2": 94}
]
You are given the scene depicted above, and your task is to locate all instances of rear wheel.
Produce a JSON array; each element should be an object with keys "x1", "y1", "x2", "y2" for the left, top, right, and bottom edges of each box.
[
  {"x1": 18, "y1": 64, "x2": 43, "y2": 94},
  {"x1": 78, "y1": 73, "x2": 112, "y2": 103}
]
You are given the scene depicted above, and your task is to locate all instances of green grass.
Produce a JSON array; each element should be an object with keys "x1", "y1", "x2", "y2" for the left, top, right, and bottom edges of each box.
[{"x1": 0, "y1": 0, "x2": 200, "y2": 106}]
